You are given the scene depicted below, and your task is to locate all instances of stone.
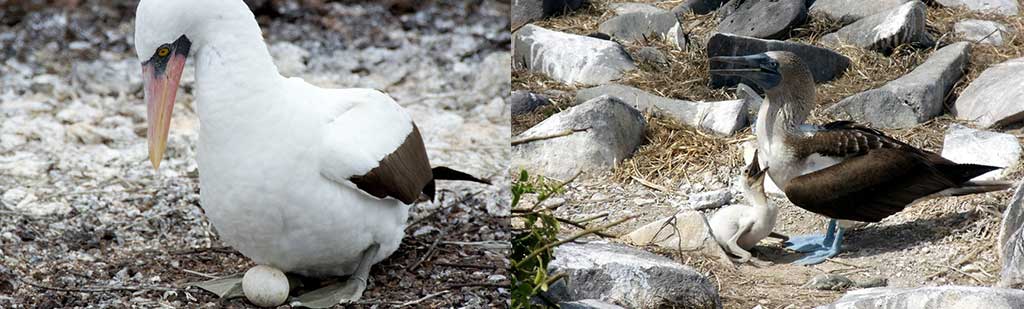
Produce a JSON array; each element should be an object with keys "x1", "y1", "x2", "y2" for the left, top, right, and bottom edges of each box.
[
  {"x1": 809, "y1": 0, "x2": 911, "y2": 25},
  {"x1": 935, "y1": 0, "x2": 1019, "y2": 16},
  {"x1": 805, "y1": 274, "x2": 855, "y2": 291},
  {"x1": 545, "y1": 241, "x2": 722, "y2": 308},
  {"x1": 717, "y1": 0, "x2": 807, "y2": 39},
  {"x1": 608, "y1": 3, "x2": 664, "y2": 15},
  {"x1": 999, "y1": 182, "x2": 1024, "y2": 288},
  {"x1": 955, "y1": 19, "x2": 1010, "y2": 46},
  {"x1": 672, "y1": 0, "x2": 728, "y2": 15},
  {"x1": 268, "y1": 41, "x2": 309, "y2": 77},
  {"x1": 821, "y1": 1, "x2": 932, "y2": 54},
  {"x1": 621, "y1": 210, "x2": 728, "y2": 260},
  {"x1": 575, "y1": 84, "x2": 748, "y2": 135},
  {"x1": 512, "y1": 0, "x2": 586, "y2": 29},
  {"x1": 476, "y1": 52, "x2": 513, "y2": 99},
  {"x1": 688, "y1": 189, "x2": 733, "y2": 210},
  {"x1": 512, "y1": 96, "x2": 646, "y2": 180},
  {"x1": 513, "y1": 25, "x2": 636, "y2": 86},
  {"x1": 940, "y1": 124, "x2": 1021, "y2": 181},
  {"x1": 73, "y1": 58, "x2": 143, "y2": 95},
  {"x1": 598, "y1": 11, "x2": 686, "y2": 49},
  {"x1": 559, "y1": 299, "x2": 626, "y2": 309},
  {"x1": 735, "y1": 83, "x2": 763, "y2": 122},
  {"x1": 510, "y1": 90, "x2": 551, "y2": 116},
  {"x1": 707, "y1": 33, "x2": 851, "y2": 88},
  {"x1": 953, "y1": 57, "x2": 1024, "y2": 129},
  {"x1": 823, "y1": 42, "x2": 970, "y2": 129},
  {"x1": 819, "y1": 286, "x2": 1024, "y2": 309},
  {"x1": 632, "y1": 47, "x2": 670, "y2": 71}
]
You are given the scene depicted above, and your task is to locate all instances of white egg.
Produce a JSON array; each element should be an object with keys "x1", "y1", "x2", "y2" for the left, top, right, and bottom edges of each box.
[{"x1": 242, "y1": 265, "x2": 290, "y2": 307}]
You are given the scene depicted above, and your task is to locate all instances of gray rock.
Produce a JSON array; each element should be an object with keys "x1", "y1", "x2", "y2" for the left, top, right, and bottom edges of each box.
[
  {"x1": 672, "y1": 0, "x2": 728, "y2": 15},
  {"x1": 632, "y1": 47, "x2": 670, "y2": 71},
  {"x1": 575, "y1": 84, "x2": 748, "y2": 136},
  {"x1": 821, "y1": 1, "x2": 932, "y2": 54},
  {"x1": 513, "y1": 25, "x2": 636, "y2": 86},
  {"x1": 955, "y1": 19, "x2": 1010, "y2": 46},
  {"x1": 818, "y1": 286, "x2": 1024, "y2": 309},
  {"x1": 546, "y1": 242, "x2": 722, "y2": 309},
  {"x1": 621, "y1": 210, "x2": 734, "y2": 266},
  {"x1": 512, "y1": 96, "x2": 646, "y2": 179},
  {"x1": 953, "y1": 57, "x2": 1024, "y2": 128},
  {"x1": 73, "y1": 59, "x2": 143, "y2": 95},
  {"x1": 935, "y1": 0, "x2": 1019, "y2": 16},
  {"x1": 608, "y1": 3, "x2": 665, "y2": 15},
  {"x1": 512, "y1": 0, "x2": 586, "y2": 28},
  {"x1": 823, "y1": 42, "x2": 970, "y2": 128},
  {"x1": 717, "y1": 0, "x2": 807, "y2": 39},
  {"x1": 940, "y1": 124, "x2": 1021, "y2": 181},
  {"x1": 688, "y1": 189, "x2": 733, "y2": 210},
  {"x1": 475, "y1": 52, "x2": 513, "y2": 99},
  {"x1": 999, "y1": 182, "x2": 1024, "y2": 288},
  {"x1": 598, "y1": 11, "x2": 686, "y2": 49},
  {"x1": 510, "y1": 90, "x2": 551, "y2": 116},
  {"x1": 707, "y1": 33, "x2": 851, "y2": 88},
  {"x1": 559, "y1": 299, "x2": 626, "y2": 309},
  {"x1": 735, "y1": 83, "x2": 763, "y2": 123},
  {"x1": 809, "y1": 0, "x2": 911, "y2": 25},
  {"x1": 805, "y1": 274, "x2": 855, "y2": 291}
]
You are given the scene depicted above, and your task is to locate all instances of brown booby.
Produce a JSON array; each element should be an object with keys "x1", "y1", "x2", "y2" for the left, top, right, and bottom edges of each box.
[
  {"x1": 709, "y1": 51, "x2": 1011, "y2": 265},
  {"x1": 134, "y1": 0, "x2": 488, "y2": 305}
]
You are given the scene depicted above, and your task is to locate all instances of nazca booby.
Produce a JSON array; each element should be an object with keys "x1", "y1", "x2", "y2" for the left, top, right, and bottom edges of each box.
[
  {"x1": 134, "y1": 0, "x2": 489, "y2": 304},
  {"x1": 710, "y1": 151, "x2": 778, "y2": 267},
  {"x1": 709, "y1": 51, "x2": 1011, "y2": 265}
]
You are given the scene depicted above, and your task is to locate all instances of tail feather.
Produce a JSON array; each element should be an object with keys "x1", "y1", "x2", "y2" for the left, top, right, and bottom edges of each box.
[
  {"x1": 939, "y1": 163, "x2": 1002, "y2": 184},
  {"x1": 432, "y1": 166, "x2": 491, "y2": 184}
]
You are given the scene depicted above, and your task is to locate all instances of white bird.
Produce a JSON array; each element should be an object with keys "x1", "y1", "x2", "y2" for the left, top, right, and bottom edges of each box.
[
  {"x1": 133, "y1": 0, "x2": 487, "y2": 305},
  {"x1": 709, "y1": 152, "x2": 777, "y2": 267}
]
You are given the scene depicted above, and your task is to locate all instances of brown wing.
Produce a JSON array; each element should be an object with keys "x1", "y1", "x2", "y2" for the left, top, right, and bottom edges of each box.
[
  {"x1": 349, "y1": 125, "x2": 433, "y2": 204},
  {"x1": 791, "y1": 121, "x2": 906, "y2": 159}
]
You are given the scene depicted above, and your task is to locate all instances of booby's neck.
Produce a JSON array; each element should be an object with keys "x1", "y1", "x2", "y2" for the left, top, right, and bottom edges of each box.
[
  {"x1": 191, "y1": 13, "x2": 284, "y2": 123},
  {"x1": 754, "y1": 81, "x2": 815, "y2": 183}
]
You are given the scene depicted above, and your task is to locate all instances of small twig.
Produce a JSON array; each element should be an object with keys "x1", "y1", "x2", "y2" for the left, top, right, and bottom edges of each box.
[
  {"x1": 555, "y1": 217, "x2": 617, "y2": 238},
  {"x1": 20, "y1": 278, "x2": 178, "y2": 293},
  {"x1": 511, "y1": 128, "x2": 590, "y2": 146},
  {"x1": 447, "y1": 281, "x2": 510, "y2": 289},
  {"x1": 513, "y1": 215, "x2": 637, "y2": 269},
  {"x1": 170, "y1": 246, "x2": 236, "y2": 255},
  {"x1": 409, "y1": 232, "x2": 445, "y2": 271},
  {"x1": 826, "y1": 258, "x2": 866, "y2": 269},
  {"x1": 947, "y1": 265, "x2": 985, "y2": 284},
  {"x1": 174, "y1": 266, "x2": 219, "y2": 280},
  {"x1": 926, "y1": 246, "x2": 985, "y2": 279},
  {"x1": 573, "y1": 212, "x2": 609, "y2": 224},
  {"x1": 441, "y1": 240, "x2": 510, "y2": 250},
  {"x1": 631, "y1": 175, "x2": 672, "y2": 192},
  {"x1": 398, "y1": 290, "x2": 451, "y2": 307},
  {"x1": 433, "y1": 262, "x2": 498, "y2": 269},
  {"x1": 974, "y1": 28, "x2": 1001, "y2": 45}
]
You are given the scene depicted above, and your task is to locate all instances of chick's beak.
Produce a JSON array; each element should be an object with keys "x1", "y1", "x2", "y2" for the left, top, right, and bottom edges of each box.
[{"x1": 142, "y1": 51, "x2": 187, "y2": 169}]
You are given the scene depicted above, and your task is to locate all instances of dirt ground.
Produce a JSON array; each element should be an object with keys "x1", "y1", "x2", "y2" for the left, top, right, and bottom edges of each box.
[
  {"x1": 513, "y1": 0, "x2": 1024, "y2": 308},
  {"x1": 0, "y1": 0, "x2": 510, "y2": 307}
]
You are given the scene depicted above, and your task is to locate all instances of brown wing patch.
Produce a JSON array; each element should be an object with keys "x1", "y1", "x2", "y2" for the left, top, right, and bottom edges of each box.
[
  {"x1": 793, "y1": 121, "x2": 905, "y2": 159},
  {"x1": 349, "y1": 125, "x2": 433, "y2": 204}
]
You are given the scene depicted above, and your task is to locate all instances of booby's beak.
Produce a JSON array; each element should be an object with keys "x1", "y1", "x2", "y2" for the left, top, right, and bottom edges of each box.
[
  {"x1": 709, "y1": 54, "x2": 781, "y2": 90},
  {"x1": 141, "y1": 35, "x2": 191, "y2": 169}
]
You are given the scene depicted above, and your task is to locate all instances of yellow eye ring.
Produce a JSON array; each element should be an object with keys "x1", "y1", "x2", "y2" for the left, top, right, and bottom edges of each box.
[{"x1": 157, "y1": 47, "x2": 170, "y2": 57}]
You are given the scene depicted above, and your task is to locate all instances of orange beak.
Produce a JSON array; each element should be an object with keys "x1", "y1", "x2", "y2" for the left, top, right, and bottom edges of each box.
[{"x1": 142, "y1": 50, "x2": 188, "y2": 169}]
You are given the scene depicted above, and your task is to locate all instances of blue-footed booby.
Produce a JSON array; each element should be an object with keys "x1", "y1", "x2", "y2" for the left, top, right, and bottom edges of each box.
[
  {"x1": 710, "y1": 152, "x2": 778, "y2": 267},
  {"x1": 709, "y1": 51, "x2": 1011, "y2": 265},
  {"x1": 134, "y1": 0, "x2": 488, "y2": 305}
]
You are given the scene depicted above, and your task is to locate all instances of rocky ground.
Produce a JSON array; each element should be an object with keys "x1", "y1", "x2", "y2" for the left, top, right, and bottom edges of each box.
[
  {"x1": 0, "y1": 0, "x2": 510, "y2": 307},
  {"x1": 513, "y1": 0, "x2": 1024, "y2": 308}
]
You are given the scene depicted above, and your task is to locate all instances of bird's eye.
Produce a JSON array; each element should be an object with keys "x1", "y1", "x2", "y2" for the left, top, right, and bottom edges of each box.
[{"x1": 157, "y1": 47, "x2": 171, "y2": 57}]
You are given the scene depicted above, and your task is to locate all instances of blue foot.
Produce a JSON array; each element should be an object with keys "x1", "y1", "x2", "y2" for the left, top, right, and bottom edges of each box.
[
  {"x1": 792, "y1": 223, "x2": 846, "y2": 266},
  {"x1": 784, "y1": 219, "x2": 837, "y2": 253}
]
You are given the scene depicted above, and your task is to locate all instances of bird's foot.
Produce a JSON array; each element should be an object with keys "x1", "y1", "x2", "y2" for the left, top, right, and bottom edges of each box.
[
  {"x1": 784, "y1": 234, "x2": 830, "y2": 253},
  {"x1": 791, "y1": 246, "x2": 839, "y2": 266},
  {"x1": 291, "y1": 276, "x2": 367, "y2": 308}
]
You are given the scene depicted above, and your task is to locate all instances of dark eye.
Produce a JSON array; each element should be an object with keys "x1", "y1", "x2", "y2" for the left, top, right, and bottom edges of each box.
[{"x1": 157, "y1": 47, "x2": 170, "y2": 57}]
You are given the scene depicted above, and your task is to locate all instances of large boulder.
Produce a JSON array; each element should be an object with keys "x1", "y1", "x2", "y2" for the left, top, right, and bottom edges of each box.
[
  {"x1": 512, "y1": 96, "x2": 645, "y2": 179},
  {"x1": 513, "y1": 25, "x2": 636, "y2": 86},
  {"x1": 546, "y1": 242, "x2": 722, "y2": 309},
  {"x1": 809, "y1": 0, "x2": 911, "y2": 25},
  {"x1": 575, "y1": 84, "x2": 748, "y2": 136},
  {"x1": 707, "y1": 33, "x2": 851, "y2": 88},
  {"x1": 935, "y1": 0, "x2": 1019, "y2": 16},
  {"x1": 940, "y1": 124, "x2": 1021, "y2": 181},
  {"x1": 955, "y1": 19, "x2": 1010, "y2": 46},
  {"x1": 818, "y1": 286, "x2": 1024, "y2": 309},
  {"x1": 598, "y1": 11, "x2": 686, "y2": 49},
  {"x1": 510, "y1": 90, "x2": 552, "y2": 116},
  {"x1": 823, "y1": 42, "x2": 970, "y2": 128},
  {"x1": 999, "y1": 182, "x2": 1024, "y2": 288},
  {"x1": 953, "y1": 57, "x2": 1024, "y2": 129},
  {"x1": 672, "y1": 0, "x2": 728, "y2": 15},
  {"x1": 608, "y1": 2, "x2": 664, "y2": 15},
  {"x1": 621, "y1": 210, "x2": 734, "y2": 267},
  {"x1": 821, "y1": 1, "x2": 932, "y2": 54},
  {"x1": 512, "y1": 0, "x2": 586, "y2": 29},
  {"x1": 717, "y1": 0, "x2": 807, "y2": 39}
]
